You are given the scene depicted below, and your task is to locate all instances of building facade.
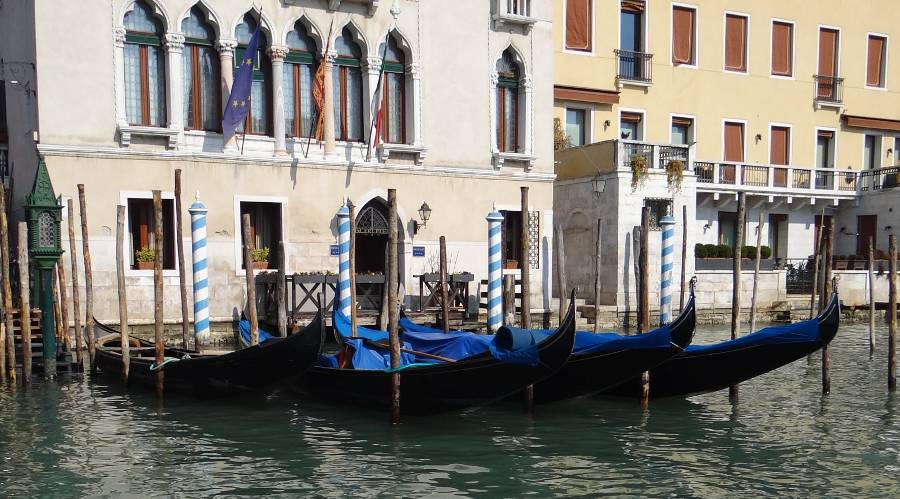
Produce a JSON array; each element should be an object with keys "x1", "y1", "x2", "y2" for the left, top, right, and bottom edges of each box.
[
  {"x1": 554, "y1": 0, "x2": 900, "y2": 311},
  {"x1": 0, "y1": 0, "x2": 556, "y2": 326}
]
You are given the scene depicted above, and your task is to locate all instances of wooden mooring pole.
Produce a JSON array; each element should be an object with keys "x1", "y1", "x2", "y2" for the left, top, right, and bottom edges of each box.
[
  {"x1": 17, "y1": 222, "x2": 32, "y2": 382},
  {"x1": 77, "y1": 184, "x2": 95, "y2": 369},
  {"x1": 520, "y1": 186, "x2": 533, "y2": 413},
  {"x1": 241, "y1": 213, "x2": 259, "y2": 346},
  {"x1": 174, "y1": 170, "x2": 190, "y2": 350},
  {"x1": 593, "y1": 218, "x2": 602, "y2": 334},
  {"x1": 730, "y1": 192, "x2": 746, "y2": 404},
  {"x1": 868, "y1": 236, "x2": 876, "y2": 355},
  {"x1": 0, "y1": 185, "x2": 12, "y2": 382},
  {"x1": 67, "y1": 199, "x2": 83, "y2": 370},
  {"x1": 749, "y1": 211, "x2": 764, "y2": 333},
  {"x1": 439, "y1": 236, "x2": 450, "y2": 333},
  {"x1": 348, "y1": 203, "x2": 359, "y2": 338},
  {"x1": 115, "y1": 205, "x2": 130, "y2": 382},
  {"x1": 679, "y1": 205, "x2": 688, "y2": 312},
  {"x1": 387, "y1": 189, "x2": 401, "y2": 423},
  {"x1": 822, "y1": 219, "x2": 834, "y2": 395},
  {"x1": 888, "y1": 235, "x2": 897, "y2": 391},
  {"x1": 503, "y1": 274, "x2": 515, "y2": 327},
  {"x1": 152, "y1": 191, "x2": 165, "y2": 398},
  {"x1": 52, "y1": 269, "x2": 63, "y2": 357},
  {"x1": 277, "y1": 240, "x2": 287, "y2": 337},
  {"x1": 639, "y1": 207, "x2": 650, "y2": 406},
  {"x1": 555, "y1": 223, "x2": 568, "y2": 325},
  {"x1": 57, "y1": 260, "x2": 70, "y2": 353},
  {"x1": 810, "y1": 211, "x2": 825, "y2": 320}
]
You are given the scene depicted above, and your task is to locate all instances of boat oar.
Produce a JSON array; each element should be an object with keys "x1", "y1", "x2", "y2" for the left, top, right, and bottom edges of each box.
[{"x1": 361, "y1": 339, "x2": 457, "y2": 363}]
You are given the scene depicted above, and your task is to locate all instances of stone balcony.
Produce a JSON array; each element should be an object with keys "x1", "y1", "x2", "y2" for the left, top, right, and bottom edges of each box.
[{"x1": 692, "y1": 161, "x2": 862, "y2": 204}]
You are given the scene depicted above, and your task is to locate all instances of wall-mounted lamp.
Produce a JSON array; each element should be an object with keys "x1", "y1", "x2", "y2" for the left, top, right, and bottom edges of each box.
[
  {"x1": 703, "y1": 222, "x2": 712, "y2": 232},
  {"x1": 839, "y1": 226, "x2": 858, "y2": 236},
  {"x1": 755, "y1": 133, "x2": 762, "y2": 143},
  {"x1": 603, "y1": 120, "x2": 611, "y2": 129},
  {"x1": 412, "y1": 202, "x2": 432, "y2": 235},
  {"x1": 591, "y1": 177, "x2": 606, "y2": 197},
  {"x1": 886, "y1": 225, "x2": 894, "y2": 232}
]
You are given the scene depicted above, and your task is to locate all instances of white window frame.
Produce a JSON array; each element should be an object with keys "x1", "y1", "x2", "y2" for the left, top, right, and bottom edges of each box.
[
  {"x1": 505, "y1": 0, "x2": 532, "y2": 18},
  {"x1": 617, "y1": 0, "x2": 650, "y2": 53},
  {"x1": 816, "y1": 24, "x2": 842, "y2": 79},
  {"x1": 722, "y1": 11, "x2": 750, "y2": 75},
  {"x1": 669, "y1": 112, "x2": 696, "y2": 145},
  {"x1": 618, "y1": 107, "x2": 646, "y2": 141},
  {"x1": 670, "y1": 2, "x2": 699, "y2": 69},
  {"x1": 813, "y1": 126, "x2": 838, "y2": 170},
  {"x1": 564, "y1": 104, "x2": 593, "y2": 147},
  {"x1": 865, "y1": 32, "x2": 889, "y2": 90},
  {"x1": 769, "y1": 18, "x2": 796, "y2": 80},
  {"x1": 720, "y1": 118, "x2": 748, "y2": 162},
  {"x1": 767, "y1": 122, "x2": 793, "y2": 166},
  {"x1": 563, "y1": 0, "x2": 596, "y2": 56},
  {"x1": 232, "y1": 195, "x2": 288, "y2": 275},
  {"x1": 862, "y1": 134, "x2": 883, "y2": 171},
  {"x1": 120, "y1": 190, "x2": 179, "y2": 277}
]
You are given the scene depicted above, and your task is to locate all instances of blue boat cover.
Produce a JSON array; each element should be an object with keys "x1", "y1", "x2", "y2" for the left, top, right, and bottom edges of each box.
[
  {"x1": 239, "y1": 320, "x2": 275, "y2": 345},
  {"x1": 492, "y1": 324, "x2": 675, "y2": 355},
  {"x1": 684, "y1": 318, "x2": 819, "y2": 354}
]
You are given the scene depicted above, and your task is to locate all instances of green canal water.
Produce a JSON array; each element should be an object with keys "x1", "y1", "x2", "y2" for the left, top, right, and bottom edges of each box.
[{"x1": 1, "y1": 322, "x2": 898, "y2": 497}]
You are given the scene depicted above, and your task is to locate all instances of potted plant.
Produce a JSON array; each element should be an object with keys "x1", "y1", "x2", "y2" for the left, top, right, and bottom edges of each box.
[
  {"x1": 250, "y1": 247, "x2": 270, "y2": 270},
  {"x1": 666, "y1": 159, "x2": 685, "y2": 193},
  {"x1": 504, "y1": 259, "x2": 519, "y2": 270},
  {"x1": 135, "y1": 246, "x2": 155, "y2": 270},
  {"x1": 630, "y1": 154, "x2": 649, "y2": 191}
]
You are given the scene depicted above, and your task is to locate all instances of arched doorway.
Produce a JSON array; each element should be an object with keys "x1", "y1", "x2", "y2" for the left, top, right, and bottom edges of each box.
[{"x1": 355, "y1": 200, "x2": 390, "y2": 274}]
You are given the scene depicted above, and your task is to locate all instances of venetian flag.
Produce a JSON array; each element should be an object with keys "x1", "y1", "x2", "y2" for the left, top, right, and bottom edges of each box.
[
  {"x1": 311, "y1": 21, "x2": 335, "y2": 141},
  {"x1": 365, "y1": 66, "x2": 386, "y2": 162},
  {"x1": 222, "y1": 23, "x2": 261, "y2": 144}
]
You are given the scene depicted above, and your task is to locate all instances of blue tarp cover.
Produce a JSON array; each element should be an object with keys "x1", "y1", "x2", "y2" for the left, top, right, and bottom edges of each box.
[
  {"x1": 501, "y1": 324, "x2": 675, "y2": 355},
  {"x1": 239, "y1": 320, "x2": 275, "y2": 345},
  {"x1": 684, "y1": 318, "x2": 819, "y2": 354}
]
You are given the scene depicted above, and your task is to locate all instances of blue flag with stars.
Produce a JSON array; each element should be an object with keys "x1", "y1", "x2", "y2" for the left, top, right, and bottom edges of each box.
[{"x1": 222, "y1": 23, "x2": 261, "y2": 143}]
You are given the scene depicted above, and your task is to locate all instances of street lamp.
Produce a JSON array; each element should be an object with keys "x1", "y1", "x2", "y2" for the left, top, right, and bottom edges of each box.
[{"x1": 418, "y1": 202, "x2": 432, "y2": 227}]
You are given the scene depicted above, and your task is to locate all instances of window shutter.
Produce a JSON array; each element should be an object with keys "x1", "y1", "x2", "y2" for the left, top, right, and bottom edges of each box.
[
  {"x1": 621, "y1": 0, "x2": 645, "y2": 13},
  {"x1": 867, "y1": 35, "x2": 886, "y2": 86},
  {"x1": 771, "y1": 22, "x2": 792, "y2": 76},
  {"x1": 565, "y1": 0, "x2": 592, "y2": 51},
  {"x1": 817, "y1": 129, "x2": 834, "y2": 139},
  {"x1": 671, "y1": 116, "x2": 693, "y2": 127},
  {"x1": 621, "y1": 111, "x2": 642, "y2": 123},
  {"x1": 770, "y1": 127, "x2": 789, "y2": 165},
  {"x1": 724, "y1": 15, "x2": 747, "y2": 71},
  {"x1": 818, "y1": 28, "x2": 837, "y2": 77},
  {"x1": 723, "y1": 122, "x2": 744, "y2": 162},
  {"x1": 672, "y1": 7, "x2": 694, "y2": 64}
]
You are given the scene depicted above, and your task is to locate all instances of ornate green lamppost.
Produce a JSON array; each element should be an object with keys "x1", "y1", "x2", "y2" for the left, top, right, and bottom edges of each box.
[{"x1": 25, "y1": 158, "x2": 63, "y2": 377}]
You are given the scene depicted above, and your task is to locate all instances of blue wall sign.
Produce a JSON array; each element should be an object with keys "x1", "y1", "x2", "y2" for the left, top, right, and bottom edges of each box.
[
  {"x1": 330, "y1": 244, "x2": 340, "y2": 256},
  {"x1": 413, "y1": 246, "x2": 426, "y2": 257}
]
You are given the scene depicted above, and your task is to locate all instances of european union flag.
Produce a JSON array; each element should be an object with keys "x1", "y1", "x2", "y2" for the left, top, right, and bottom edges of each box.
[{"x1": 222, "y1": 23, "x2": 261, "y2": 143}]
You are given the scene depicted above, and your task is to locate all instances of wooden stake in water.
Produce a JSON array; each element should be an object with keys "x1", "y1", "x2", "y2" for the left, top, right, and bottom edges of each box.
[
  {"x1": 888, "y1": 235, "x2": 897, "y2": 392},
  {"x1": 52, "y1": 268, "x2": 63, "y2": 357},
  {"x1": 679, "y1": 205, "x2": 688, "y2": 312},
  {"x1": 348, "y1": 203, "x2": 359, "y2": 338},
  {"x1": 593, "y1": 218, "x2": 602, "y2": 334},
  {"x1": 520, "y1": 187, "x2": 533, "y2": 413},
  {"x1": 749, "y1": 211, "x2": 764, "y2": 333},
  {"x1": 153, "y1": 191, "x2": 165, "y2": 398},
  {"x1": 639, "y1": 207, "x2": 650, "y2": 406},
  {"x1": 276, "y1": 240, "x2": 287, "y2": 337},
  {"x1": 387, "y1": 189, "x2": 401, "y2": 423},
  {"x1": 730, "y1": 192, "x2": 746, "y2": 404},
  {"x1": 0, "y1": 184, "x2": 10, "y2": 382},
  {"x1": 174, "y1": 170, "x2": 190, "y2": 350},
  {"x1": 241, "y1": 213, "x2": 259, "y2": 346},
  {"x1": 869, "y1": 236, "x2": 876, "y2": 356},
  {"x1": 810, "y1": 211, "x2": 825, "y2": 319},
  {"x1": 503, "y1": 274, "x2": 516, "y2": 327},
  {"x1": 822, "y1": 219, "x2": 835, "y2": 395},
  {"x1": 439, "y1": 236, "x2": 450, "y2": 333},
  {"x1": 77, "y1": 184, "x2": 95, "y2": 369},
  {"x1": 555, "y1": 223, "x2": 568, "y2": 325},
  {"x1": 17, "y1": 222, "x2": 32, "y2": 382},
  {"x1": 115, "y1": 205, "x2": 130, "y2": 382},
  {"x1": 67, "y1": 199, "x2": 83, "y2": 370},
  {"x1": 57, "y1": 260, "x2": 70, "y2": 353}
]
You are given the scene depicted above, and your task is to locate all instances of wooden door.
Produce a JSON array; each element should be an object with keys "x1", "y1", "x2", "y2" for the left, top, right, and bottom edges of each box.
[{"x1": 857, "y1": 215, "x2": 877, "y2": 256}]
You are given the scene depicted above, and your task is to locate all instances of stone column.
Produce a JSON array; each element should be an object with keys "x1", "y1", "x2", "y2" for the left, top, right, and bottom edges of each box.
[
  {"x1": 165, "y1": 33, "x2": 185, "y2": 135},
  {"x1": 269, "y1": 45, "x2": 289, "y2": 156},
  {"x1": 216, "y1": 39, "x2": 237, "y2": 119},
  {"x1": 364, "y1": 56, "x2": 382, "y2": 146},
  {"x1": 113, "y1": 27, "x2": 128, "y2": 127},
  {"x1": 408, "y1": 63, "x2": 423, "y2": 147},
  {"x1": 323, "y1": 52, "x2": 336, "y2": 155},
  {"x1": 520, "y1": 76, "x2": 533, "y2": 161}
]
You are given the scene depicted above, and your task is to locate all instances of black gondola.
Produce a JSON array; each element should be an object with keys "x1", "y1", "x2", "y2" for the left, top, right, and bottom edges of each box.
[
  {"x1": 294, "y1": 293, "x2": 578, "y2": 415},
  {"x1": 607, "y1": 289, "x2": 841, "y2": 398},
  {"x1": 94, "y1": 312, "x2": 324, "y2": 396}
]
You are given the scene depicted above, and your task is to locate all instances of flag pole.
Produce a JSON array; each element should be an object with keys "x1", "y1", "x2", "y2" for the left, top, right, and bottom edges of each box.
[
  {"x1": 306, "y1": 20, "x2": 335, "y2": 159},
  {"x1": 365, "y1": 38, "x2": 391, "y2": 163}
]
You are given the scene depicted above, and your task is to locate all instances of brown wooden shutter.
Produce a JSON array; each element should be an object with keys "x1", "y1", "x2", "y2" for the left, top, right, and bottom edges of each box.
[
  {"x1": 566, "y1": 0, "x2": 592, "y2": 51},
  {"x1": 771, "y1": 22, "x2": 792, "y2": 76},
  {"x1": 724, "y1": 15, "x2": 747, "y2": 71},
  {"x1": 770, "y1": 126, "x2": 789, "y2": 165},
  {"x1": 621, "y1": 0, "x2": 645, "y2": 13},
  {"x1": 672, "y1": 116, "x2": 693, "y2": 127},
  {"x1": 867, "y1": 35, "x2": 886, "y2": 86},
  {"x1": 817, "y1": 129, "x2": 834, "y2": 139},
  {"x1": 621, "y1": 111, "x2": 642, "y2": 123},
  {"x1": 672, "y1": 7, "x2": 694, "y2": 64},
  {"x1": 818, "y1": 28, "x2": 837, "y2": 77},
  {"x1": 723, "y1": 122, "x2": 744, "y2": 162}
]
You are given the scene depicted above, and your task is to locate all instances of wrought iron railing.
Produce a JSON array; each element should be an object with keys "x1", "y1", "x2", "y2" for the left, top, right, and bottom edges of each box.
[
  {"x1": 694, "y1": 161, "x2": 714, "y2": 183},
  {"x1": 615, "y1": 49, "x2": 653, "y2": 84},
  {"x1": 718, "y1": 163, "x2": 736, "y2": 184},
  {"x1": 859, "y1": 166, "x2": 900, "y2": 191},
  {"x1": 623, "y1": 141, "x2": 653, "y2": 170},
  {"x1": 658, "y1": 145, "x2": 689, "y2": 170},
  {"x1": 784, "y1": 258, "x2": 815, "y2": 295},
  {"x1": 814, "y1": 75, "x2": 844, "y2": 105},
  {"x1": 741, "y1": 165, "x2": 768, "y2": 187},
  {"x1": 792, "y1": 169, "x2": 811, "y2": 189}
]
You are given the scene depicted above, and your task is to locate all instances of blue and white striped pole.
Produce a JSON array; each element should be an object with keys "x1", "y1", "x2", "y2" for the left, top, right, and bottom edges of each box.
[
  {"x1": 486, "y1": 209, "x2": 504, "y2": 332},
  {"x1": 188, "y1": 193, "x2": 210, "y2": 344},
  {"x1": 337, "y1": 205, "x2": 352, "y2": 317},
  {"x1": 659, "y1": 215, "x2": 676, "y2": 326}
]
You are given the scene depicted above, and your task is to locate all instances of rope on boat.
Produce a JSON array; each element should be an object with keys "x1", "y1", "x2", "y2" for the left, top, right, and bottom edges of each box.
[
  {"x1": 383, "y1": 363, "x2": 435, "y2": 373},
  {"x1": 150, "y1": 357, "x2": 182, "y2": 371}
]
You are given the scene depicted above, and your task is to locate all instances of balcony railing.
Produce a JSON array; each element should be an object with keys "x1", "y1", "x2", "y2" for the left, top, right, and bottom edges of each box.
[
  {"x1": 859, "y1": 166, "x2": 900, "y2": 191},
  {"x1": 814, "y1": 75, "x2": 844, "y2": 105},
  {"x1": 694, "y1": 161, "x2": 714, "y2": 183},
  {"x1": 693, "y1": 162, "x2": 860, "y2": 196},
  {"x1": 615, "y1": 49, "x2": 653, "y2": 84},
  {"x1": 623, "y1": 141, "x2": 653, "y2": 170},
  {"x1": 620, "y1": 141, "x2": 691, "y2": 173},
  {"x1": 658, "y1": 145, "x2": 690, "y2": 170}
]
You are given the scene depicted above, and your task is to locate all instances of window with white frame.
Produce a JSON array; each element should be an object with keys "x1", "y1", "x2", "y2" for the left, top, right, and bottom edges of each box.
[
  {"x1": 620, "y1": 111, "x2": 643, "y2": 140},
  {"x1": 671, "y1": 116, "x2": 694, "y2": 145},
  {"x1": 565, "y1": 108, "x2": 587, "y2": 146},
  {"x1": 284, "y1": 21, "x2": 319, "y2": 139},
  {"x1": 333, "y1": 27, "x2": 364, "y2": 142},
  {"x1": 126, "y1": 197, "x2": 175, "y2": 270},
  {"x1": 235, "y1": 13, "x2": 271, "y2": 136},
  {"x1": 239, "y1": 201, "x2": 283, "y2": 269},
  {"x1": 123, "y1": 1, "x2": 167, "y2": 127},
  {"x1": 182, "y1": 7, "x2": 220, "y2": 132},
  {"x1": 380, "y1": 33, "x2": 407, "y2": 145},
  {"x1": 496, "y1": 49, "x2": 522, "y2": 153},
  {"x1": 507, "y1": 0, "x2": 531, "y2": 17}
]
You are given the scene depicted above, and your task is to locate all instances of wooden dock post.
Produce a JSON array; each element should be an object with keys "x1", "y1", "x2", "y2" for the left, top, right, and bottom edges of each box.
[
  {"x1": 503, "y1": 274, "x2": 515, "y2": 327},
  {"x1": 379, "y1": 245, "x2": 389, "y2": 330},
  {"x1": 520, "y1": 186, "x2": 533, "y2": 412},
  {"x1": 52, "y1": 269, "x2": 63, "y2": 356},
  {"x1": 555, "y1": 223, "x2": 568, "y2": 325},
  {"x1": 439, "y1": 236, "x2": 450, "y2": 333},
  {"x1": 593, "y1": 218, "x2": 602, "y2": 334},
  {"x1": 17, "y1": 222, "x2": 32, "y2": 382},
  {"x1": 0, "y1": 184, "x2": 11, "y2": 382},
  {"x1": 348, "y1": 203, "x2": 359, "y2": 338},
  {"x1": 387, "y1": 189, "x2": 401, "y2": 423},
  {"x1": 56, "y1": 260, "x2": 70, "y2": 353},
  {"x1": 822, "y1": 218, "x2": 834, "y2": 395},
  {"x1": 174, "y1": 170, "x2": 190, "y2": 350},
  {"x1": 241, "y1": 213, "x2": 259, "y2": 346},
  {"x1": 730, "y1": 192, "x2": 746, "y2": 404},
  {"x1": 639, "y1": 206, "x2": 650, "y2": 406},
  {"x1": 66, "y1": 199, "x2": 83, "y2": 370},
  {"x1": 152, "y1": 191, "x2": 165, "y2": 398},
  {"x1": 810, "y1": 211, "x2": 825, "y2": 320},
  {"x1": 869, "y1": 236, "x2": 876, "y2": 355},
  {"x1": 888, "y1": 235, "x2": 897, "y2": 391},
  {"x1": 679, "y1": 205, "x2": 688, "y2": 312},
  {"x1": 749, "y1": 211, "x2": 764, "y2": 333},
  {"x1": 115, "y1": 205, "x2": 130, "y2": 382},
  {"x1": 77, "y1": 184, "x2": 95, "y2": 369},
  {"x1": 277, "y1": 240, "x2": 287, "y2": 337}
]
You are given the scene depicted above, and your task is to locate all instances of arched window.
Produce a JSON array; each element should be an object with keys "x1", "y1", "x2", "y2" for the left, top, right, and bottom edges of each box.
[
  {"x1": 124, "y1": 1, "x2": 166, "y2": 127},
  {"x1": 496, "y1": 50, "x2": 520, "y2": 153},
  {"x1": 284, "y1": 22, "x2": 318, "y2": 138},
  {"x1": 182, "y1": 7, "x2": 219, "y2": 131},
  {"x1": 380, "y1": 35, "x2": 405, "y2": 144},
  {"x1": 333, "y1": 27, "x2": 363, "y2": 142},
  {"x1": 235, "y1": 14, "x2": 270, "y2": 135}
]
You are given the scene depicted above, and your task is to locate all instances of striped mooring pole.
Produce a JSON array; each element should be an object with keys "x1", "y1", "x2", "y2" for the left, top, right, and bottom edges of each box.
[
  {"x1": 188, "y1": 193, "x2": 210, "y2": 344},
  {"x1": 659, "y1": 215, "x2": 676, "y2": 326},
  {"x1": 337, "y1": 204, "x2": 352, "y2": 317},
  {"x1": 487, "y1": 209, "x2": 504, "y2": 332}
]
